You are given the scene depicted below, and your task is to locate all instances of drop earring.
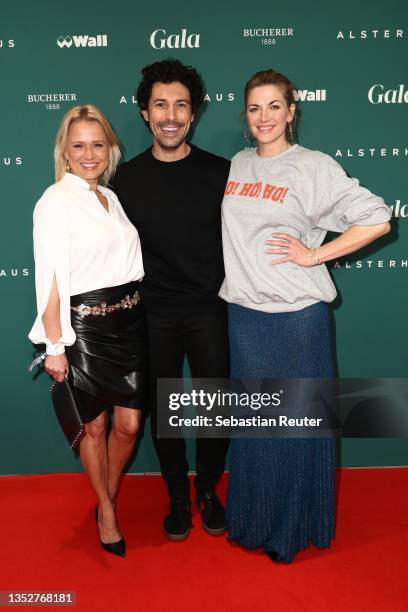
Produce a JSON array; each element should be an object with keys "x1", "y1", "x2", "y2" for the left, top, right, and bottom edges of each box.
[
  {"x1": 244, "y1": 128, "x2": 254, "y2": 143},
  {"x1": 288, "y1": 122, "x2": 294, "y2": 142}
]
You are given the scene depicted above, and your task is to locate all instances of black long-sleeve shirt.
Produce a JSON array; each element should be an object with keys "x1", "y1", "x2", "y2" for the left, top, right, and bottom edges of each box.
[{"x1": 112, "y1": 145, "x2": 230, "y2": 307}]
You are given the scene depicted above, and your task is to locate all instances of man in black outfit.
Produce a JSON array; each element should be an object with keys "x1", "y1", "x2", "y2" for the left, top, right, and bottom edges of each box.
[{"x1": 112, "y1": 59, "x2": 230, "y2": 540}]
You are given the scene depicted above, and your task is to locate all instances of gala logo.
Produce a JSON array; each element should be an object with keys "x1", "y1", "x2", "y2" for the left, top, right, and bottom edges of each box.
[
  {"x1": 150, "y1": 28, "x2": 200, "y2": 49},
  {"x1": 368, "y1": 84, "x2": 408, "y2": 104}
]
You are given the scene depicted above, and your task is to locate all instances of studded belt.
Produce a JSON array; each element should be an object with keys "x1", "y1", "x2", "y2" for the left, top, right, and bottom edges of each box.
[{"x1": 71, "y1": 290, "x2": 140, "y2": 318}]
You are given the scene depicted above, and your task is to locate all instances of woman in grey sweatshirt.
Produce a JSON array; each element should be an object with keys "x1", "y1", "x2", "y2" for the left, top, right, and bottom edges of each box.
[{"x1": 221, "y1": 69, "x2": 391, "y2": 563}]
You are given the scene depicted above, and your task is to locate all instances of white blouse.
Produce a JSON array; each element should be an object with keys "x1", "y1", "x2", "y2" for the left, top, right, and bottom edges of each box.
[{"x1": 28, "y1": 172, "x2": 144, "y2": 353}]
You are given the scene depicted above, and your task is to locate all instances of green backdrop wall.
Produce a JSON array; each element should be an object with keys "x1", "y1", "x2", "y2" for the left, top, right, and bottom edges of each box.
[{"x1": 1, "y1": 0, "x2": 407, "y2": 474}]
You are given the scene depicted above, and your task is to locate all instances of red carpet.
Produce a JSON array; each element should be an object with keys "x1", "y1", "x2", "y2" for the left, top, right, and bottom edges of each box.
[{"x1": 1, "y1": 469, "x2": 407, "y2": 611}]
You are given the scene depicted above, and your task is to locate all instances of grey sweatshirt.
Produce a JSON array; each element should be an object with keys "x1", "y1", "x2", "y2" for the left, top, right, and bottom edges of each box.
[{"x1": 219, "y1": 145, "x2": 391, "y2": 312}]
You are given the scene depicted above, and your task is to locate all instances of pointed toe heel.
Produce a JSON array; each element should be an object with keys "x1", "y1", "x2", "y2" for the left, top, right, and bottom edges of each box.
[
  {"x1": 101, "y1": 538, "x2": 126, "y2": 557},
  {"x1": 95, "y1": 505, "x2": 126, "y2": 557}
]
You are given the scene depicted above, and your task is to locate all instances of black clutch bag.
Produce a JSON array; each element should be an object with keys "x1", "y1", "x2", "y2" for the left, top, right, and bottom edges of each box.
[{"x1": 50, "y1": 378, "x2": 84, "y2": 449}]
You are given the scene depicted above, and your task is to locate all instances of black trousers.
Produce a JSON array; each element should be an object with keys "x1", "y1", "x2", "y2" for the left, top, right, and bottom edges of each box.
[{"x1": 146, "y1": 299, "x2": 230, "y2": 500}]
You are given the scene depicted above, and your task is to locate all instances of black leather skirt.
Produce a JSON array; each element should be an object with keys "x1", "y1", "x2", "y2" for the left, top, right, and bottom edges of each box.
[{"x1": 65, "y1": 281, "x2": 147, "y2": 423}]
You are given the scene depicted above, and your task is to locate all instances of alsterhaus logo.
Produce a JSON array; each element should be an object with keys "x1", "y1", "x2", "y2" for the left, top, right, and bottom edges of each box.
[
  {"x1": 335, "y1": 147, "x2": 408, "y2": 158},
  {"x1": 336, "y1": 28, "x2": 404, "y2": 39},
  {"x1": 332, "y1": 258, "x2": 408, "y2": 270},
  {"x1": 0, "y1": 268, "x2": 29, "y2": 278},
  {"x1": 150, "y1": 29, "x2": 200, "y2": 49},
  {"x1": 242, "y1": 26, "x2": 294, "y2": 46},
  {"x1": 57, "y1": 34, "x2": 108, "y2": 48},
  {"x1": 294, "y1": 89, "x2": 326, "y2": 102},
  {"x1": 2, "y1": 156, "x2": 22, "y2": 166},
  {"x1": 0, "y1": 39, "x2": 15, "y2": 48},
  {"x1": 119, "y1": 91, "x2": 235, "y2": 104},
  {"x1": 368, "y1": 84, "x2": 408, "y2": 104}
]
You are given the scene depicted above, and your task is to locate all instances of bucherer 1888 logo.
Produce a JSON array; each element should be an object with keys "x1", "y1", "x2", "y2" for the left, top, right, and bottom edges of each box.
[{"x1": 242, "y1": 27, "x2": 294, "y2": 46}]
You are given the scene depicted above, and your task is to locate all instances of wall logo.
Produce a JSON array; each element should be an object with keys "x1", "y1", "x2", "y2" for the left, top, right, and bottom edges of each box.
[
  {"x1": 150, "y1": 29, "x2": 200, "y2": 49},
  {"x1": 294, "y1": 89, "x2": 326, "y2": 102},
  {"x1": 368, "y1": 84, "x2": 408, "y2": 104},
  {"x1": 0, "y1": 39, "x2": 15, "y2": 48},
  {"x1": 2, "y1": 157, "x2": 22, "y2": 166},
  {"x1": 336, "y1": 29, "x2": 403, "y2": 40},
  {"x1": 242, "y1": 27, "x2": 294, "y2": 46},
  {"x1": 57, "y1": 34, "x2": 108, "y2": 48},
  {"x1": 390, "y1": 200, "x2": 408, "y2": 218}
]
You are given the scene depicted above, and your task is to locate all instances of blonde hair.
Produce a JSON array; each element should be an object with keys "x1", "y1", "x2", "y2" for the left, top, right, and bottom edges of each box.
[{"x1": 54, "y1": 104, "x2": 121, "y2": 185}]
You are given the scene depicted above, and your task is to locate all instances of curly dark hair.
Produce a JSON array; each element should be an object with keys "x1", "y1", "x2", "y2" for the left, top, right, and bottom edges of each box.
[{"x1": 136, "y1": 59, "x2": 204, "y2": 118}]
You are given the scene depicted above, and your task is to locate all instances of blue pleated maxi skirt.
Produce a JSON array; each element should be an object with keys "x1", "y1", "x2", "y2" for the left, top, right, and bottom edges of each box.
[{"x1": 226, "y1": 301, "x2": 336, "y2": 562}]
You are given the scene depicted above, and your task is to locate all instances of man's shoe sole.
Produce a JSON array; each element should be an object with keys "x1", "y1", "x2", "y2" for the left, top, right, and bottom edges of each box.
[
  {"x1": 163, "y1": 527, "x2": 191, "y2": 541},
  {"x1": 201, "y1": 522, "x2": 227, "y2": 536}
]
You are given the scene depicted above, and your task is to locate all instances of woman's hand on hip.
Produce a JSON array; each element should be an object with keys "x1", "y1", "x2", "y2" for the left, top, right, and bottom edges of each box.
[
  {"x1": 265, "y1": 233, "x2": 319, "y2": 267},
  {"x1": 44, "y1": 353, "x2": 69, "y2": 382}
]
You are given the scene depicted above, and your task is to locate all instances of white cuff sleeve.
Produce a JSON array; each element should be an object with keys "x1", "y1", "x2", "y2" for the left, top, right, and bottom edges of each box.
[{"x1": 45, "y1": 341, "x2": 66, "y2": 356}]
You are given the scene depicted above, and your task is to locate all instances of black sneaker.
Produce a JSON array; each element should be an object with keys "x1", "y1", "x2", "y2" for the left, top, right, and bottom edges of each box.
[
  {"x1": 163, "y1": 497, "x2": 192, "y2": 541},
  {"x1": 196, "y1": 491, "x2": 226, "y2": 535}
]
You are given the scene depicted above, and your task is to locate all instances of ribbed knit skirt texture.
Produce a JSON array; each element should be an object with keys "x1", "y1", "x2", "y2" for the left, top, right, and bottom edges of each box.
[{"x1": 226, "y1": 301, "x2": 336, "y2": 562}]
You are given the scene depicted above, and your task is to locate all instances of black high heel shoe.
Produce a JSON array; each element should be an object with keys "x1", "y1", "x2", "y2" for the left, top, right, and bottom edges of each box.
[{"x1": 95, "y1": 506, "x2": 126, "y2": 557}]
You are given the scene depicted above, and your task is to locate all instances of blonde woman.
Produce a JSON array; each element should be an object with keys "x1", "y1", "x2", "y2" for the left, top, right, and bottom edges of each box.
[{"x1": 29, "y1": 105, "x2": 146, "y2": 557}]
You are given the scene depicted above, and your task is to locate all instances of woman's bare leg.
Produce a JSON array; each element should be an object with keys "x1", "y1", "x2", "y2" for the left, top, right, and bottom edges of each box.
[
  {"x1": 79, "y1": 410, "x2": 121, "y2": 543},
  {"x1": 108, "y1": 407, "x2": 141, "y2": 503}
]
